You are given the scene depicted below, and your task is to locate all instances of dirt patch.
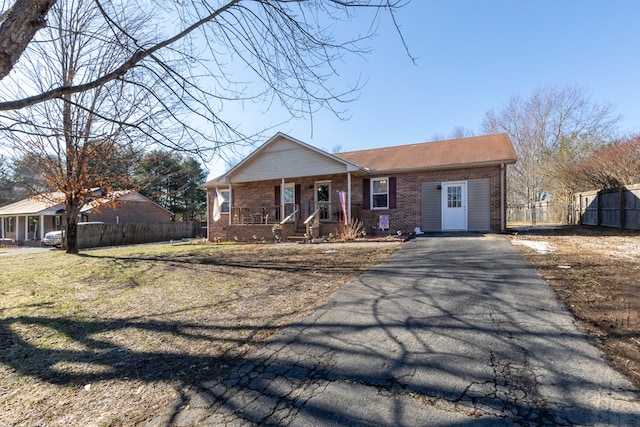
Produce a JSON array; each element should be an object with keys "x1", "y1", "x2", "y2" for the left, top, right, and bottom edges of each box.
[
  {"x1": 508, "y1": 226, "x2": 640, "y2": 388},
  {"x1": 0, "y1": 241, "x2": 401, "y2": 426}
]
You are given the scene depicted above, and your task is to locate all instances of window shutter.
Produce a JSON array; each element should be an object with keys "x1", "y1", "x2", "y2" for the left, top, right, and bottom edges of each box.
[
  {"x1": 295, "y1": 184, "x2": 301, "y2": 207},
  {"x1": 274, "y1": 185, "x2": 281, "y2": 206},
  {"x1": 389, "y1": 177, "x2": 397, "y2": 209},
  {"x1": 363, "y1": 179, "x2": 370, "y2": 210}
]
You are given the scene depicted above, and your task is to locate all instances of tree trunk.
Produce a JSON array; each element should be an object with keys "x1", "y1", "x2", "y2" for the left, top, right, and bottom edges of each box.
[
  {"x1": 0, "y1": 0, "x2": 56, "y2": 80},
  {"x1": 65, "y1": 196, "x2": 79, "y2": 254}
]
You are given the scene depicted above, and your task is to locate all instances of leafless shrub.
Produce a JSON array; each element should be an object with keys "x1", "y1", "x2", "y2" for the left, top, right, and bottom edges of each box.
[
  {"x1": 572, "y1": 135, "x2": 640, "y2": 190},
  {"x1": 337, "y1": 219, "x2": 364, "y2": 241}
]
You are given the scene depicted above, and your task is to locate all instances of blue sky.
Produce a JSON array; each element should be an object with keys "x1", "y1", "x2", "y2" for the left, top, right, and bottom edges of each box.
[{"x1": 206, "y1": 0, "x2": 639, "y2": 176}]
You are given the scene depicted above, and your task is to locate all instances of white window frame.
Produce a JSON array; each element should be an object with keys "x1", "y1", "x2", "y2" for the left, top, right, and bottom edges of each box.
[
  {"x1": 283, "y1": 183, "x2": 295, "y2": 205},
  {"x1": 220, "y1": 189, "x2": 230, "y2": 214},
  {"x1": 371, "y1": 177, "x2": 389, "y2": 210}
]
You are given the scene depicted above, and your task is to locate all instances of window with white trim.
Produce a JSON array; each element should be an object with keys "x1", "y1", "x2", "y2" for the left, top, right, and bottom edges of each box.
[
  {"x1": 220, "y1": 190, "x2": 230, "y2": 214},
  {"x1": 283, "y1": 183, "x2": 295, "y2": 205},
  {"x1": 371, "y1": 177, "x2": 389, "y2": 209}
]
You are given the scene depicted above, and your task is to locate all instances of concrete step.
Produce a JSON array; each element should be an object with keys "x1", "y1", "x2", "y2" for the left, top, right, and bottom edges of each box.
[{"x1": 286, "y1": 234, "x2": 308, "y2": 243}]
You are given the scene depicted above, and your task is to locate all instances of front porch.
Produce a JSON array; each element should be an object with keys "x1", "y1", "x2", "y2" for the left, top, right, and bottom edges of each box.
[
  {"x1": 0, "y1": 215, "x2": 62, "y2": 243},
  {"x1": 218, "y1": 201, "x2": 364, "y2": 242},
  {"x1": 229, "y1": 201, "x2": 362, "y2": 225}
]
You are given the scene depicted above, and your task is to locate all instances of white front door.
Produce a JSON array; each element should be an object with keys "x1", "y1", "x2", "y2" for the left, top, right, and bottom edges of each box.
[{"x1": 442, "y1": 182, "x2": 467, "y2": 230}]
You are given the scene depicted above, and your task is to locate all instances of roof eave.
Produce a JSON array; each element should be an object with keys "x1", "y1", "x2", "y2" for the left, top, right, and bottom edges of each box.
[{"x1": 363, "y1": 159, "x2": 517, "y2": 175}]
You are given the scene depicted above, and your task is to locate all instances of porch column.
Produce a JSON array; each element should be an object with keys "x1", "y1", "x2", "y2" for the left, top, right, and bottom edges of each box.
[
  {"x1": 280, "y1": 178, "x2": 285, "y2": 221},
  {"x1": 347, "y1": 172, "x2": 352, "y2": 223},
  {"x1": 1, "y1": 217, "x2": 4, "y2": 239},
  {"x1": 15, "y1": 216, "x2": 19, "y2": 241},
  {"x1": 39, "y1": 215, "x2": 45, "y2": 240},
  {"x1": 228, "y1": 183, "x2": 233, "y2": 226},
  {"x1": 24, "y1": 216, "x2": 29, "y2": 241}
]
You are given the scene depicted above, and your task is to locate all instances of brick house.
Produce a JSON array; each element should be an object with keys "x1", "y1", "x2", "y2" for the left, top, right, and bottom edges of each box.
[
  {"x1": 202, "y1": 133, "x2": 517, "y2": 242},
  {"x1": 0, "y1": 189, "x2": 172, "y2": 243}
]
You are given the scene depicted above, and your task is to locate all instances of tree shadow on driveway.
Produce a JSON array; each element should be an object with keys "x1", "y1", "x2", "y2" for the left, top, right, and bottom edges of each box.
[{"x1": 168, "y1": 235, "x2": 640, "y2": 426}]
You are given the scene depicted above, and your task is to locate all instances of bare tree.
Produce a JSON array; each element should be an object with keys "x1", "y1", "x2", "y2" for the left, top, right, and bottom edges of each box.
[
  {"x1": 430, "y1": 126, "x2": 475, "y2": 141},
  {"x1": 572, "y1": 135, "x2": 640, "y2": 190},
  {"x1": 0, "y1": 0, "x2": 409, "y2": 253},
  {"x1": 449, "y1": 126, "x2": 475, "y2": 140},
  {"x1": 0, "y1": 0, "x2": 163, "y2": 252},
  {"x1": 482, "y1": 84, "x2": 620, "y2": 206}
]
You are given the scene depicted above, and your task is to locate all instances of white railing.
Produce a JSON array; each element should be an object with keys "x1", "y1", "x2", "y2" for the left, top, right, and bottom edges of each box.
[{"x1": 280, "y1": 209, "x2": 298, "y2": 225}]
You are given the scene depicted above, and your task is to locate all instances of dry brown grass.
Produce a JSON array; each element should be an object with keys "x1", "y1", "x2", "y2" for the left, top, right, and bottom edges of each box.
[
  {"x1": 509, "y1": 226, "x2": 640, "y2": 388},
  {"x1": 0, "y1": 241, "x2": 401, "y2": 426}
]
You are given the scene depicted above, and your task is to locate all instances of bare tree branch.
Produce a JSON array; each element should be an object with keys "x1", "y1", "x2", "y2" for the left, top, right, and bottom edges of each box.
[
  {"x1": 0, "y1": 0, "x2": 56, "y2": 80},
  {"x1": 0, "y1": 0, "x2": 240, "y2": 111}
]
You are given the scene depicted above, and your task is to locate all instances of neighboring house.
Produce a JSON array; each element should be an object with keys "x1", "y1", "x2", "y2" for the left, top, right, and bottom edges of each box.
[
  {"x1": 202, "y1": 132, "x2": 517, "y2": 242},
  {"x1": 0, "y1": 189, "x2": 172, "y2": 243}
]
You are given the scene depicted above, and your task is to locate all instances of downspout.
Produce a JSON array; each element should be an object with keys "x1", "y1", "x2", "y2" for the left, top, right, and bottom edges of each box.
[
  {"x1": 347, "y1": 172, "x2": 352, "y2": 223},
  {"x1": 501, "y1": 163, "x2": 505, "y2": 232}
]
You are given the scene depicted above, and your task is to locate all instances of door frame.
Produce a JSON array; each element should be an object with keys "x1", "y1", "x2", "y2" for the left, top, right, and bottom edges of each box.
[
  {"x1": 314, "y1": 180, "x2": 332, "y2": 222},
  {"x1": 441, "y1": 181, "x2": 468, "y2": 231}
]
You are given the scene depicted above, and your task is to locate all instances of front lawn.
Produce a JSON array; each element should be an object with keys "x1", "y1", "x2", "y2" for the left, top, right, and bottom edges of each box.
[
  {"x1": 0, "y1": 241, "x2": 400, "y2": 426},
  {"x1": 509, "y1": 226, "x2": 640, "y2": 389}
]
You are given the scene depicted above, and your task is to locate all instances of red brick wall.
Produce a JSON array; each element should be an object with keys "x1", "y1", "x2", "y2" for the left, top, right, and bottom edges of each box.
[
  {"x1": 348, "y1": 165, "x2": 504, "y2": 234},
  {"x1": 206, "y1": 165, "x2": 507, "y2": 241},
  {"x1": 86, "y1": 201, "x2": 171, "y2": 224}
]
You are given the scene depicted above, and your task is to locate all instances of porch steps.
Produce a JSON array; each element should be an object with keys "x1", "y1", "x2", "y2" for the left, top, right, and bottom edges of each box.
[
  {"x1": 286, "y1": 234, "x2": 307, "y2": 243},
  {"x1": 285, "y1": 227, "x2": 308, "y2": 243}
]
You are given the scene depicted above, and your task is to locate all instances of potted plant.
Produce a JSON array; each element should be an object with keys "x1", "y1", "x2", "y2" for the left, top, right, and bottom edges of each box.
[
  {"x1": 272, "y1": 223, "x2": 282, "y2": 242},
  {"x1": 309, "y1": 223, "x2": 319, "y2": 239}
]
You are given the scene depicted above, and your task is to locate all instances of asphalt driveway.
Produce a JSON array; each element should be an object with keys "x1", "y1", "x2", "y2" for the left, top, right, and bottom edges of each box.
[{"x1": 150, "y1": 234, "x2": 640, "y2": 426}]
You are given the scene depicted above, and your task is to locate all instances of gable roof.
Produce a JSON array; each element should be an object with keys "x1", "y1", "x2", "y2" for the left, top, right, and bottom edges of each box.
[
  {"x1": 203, "y1": 132, "x2": 364, "y2": 186},
  {"x1": 0, "y1": 193, "x2": 65, "y2": 216},
  {"x1": 0, "y1": 190, "x2": 170, "y2": 216},
  {"x1": 334, "y1": 133, "x2": 516, "y2": 173},
  {"x1": 202, "y1": 132, "x2": 517, "y2": 187}
]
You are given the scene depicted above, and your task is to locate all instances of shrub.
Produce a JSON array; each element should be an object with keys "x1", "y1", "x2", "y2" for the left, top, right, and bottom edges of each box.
[{"x1": 337, "y1": 219, "x2": 364, "y2": 241}]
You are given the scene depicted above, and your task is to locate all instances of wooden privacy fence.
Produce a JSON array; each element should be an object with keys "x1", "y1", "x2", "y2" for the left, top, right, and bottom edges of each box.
[
  {"x1": 573, "y1": 184, "x2": 640, "y2": 231},
  {"x1": 73, "y1": 222, "x2": 200, "y2": 249}
]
